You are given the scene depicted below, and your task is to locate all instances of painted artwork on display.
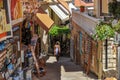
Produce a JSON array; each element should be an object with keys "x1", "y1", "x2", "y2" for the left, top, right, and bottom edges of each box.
[
  {"x1": 3, "y1": 0, "x2": 10, "y2": 23},
  {"x1": 0, "y1": 0, "x2": 3, "y2": 8},
  {"x1": 10, "y1": 0, "x2": 23, "y2": 20},
  {"x1": 0, "y1": 0, "x2": 12, "y2": 40}
]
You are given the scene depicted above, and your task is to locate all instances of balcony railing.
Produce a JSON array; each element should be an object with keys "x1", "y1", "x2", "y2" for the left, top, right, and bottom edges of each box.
[{"x1": 72, "y1": 10, "x2": 100, "y2": 35}]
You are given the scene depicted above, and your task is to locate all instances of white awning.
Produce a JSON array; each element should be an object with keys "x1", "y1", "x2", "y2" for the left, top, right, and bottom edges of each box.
[
  {"x1": 68, "y1": 3, "x2": 77, "y2": 13},
  {"x1": 49, "y1": 4, "x2": 69, "y2": 22}
]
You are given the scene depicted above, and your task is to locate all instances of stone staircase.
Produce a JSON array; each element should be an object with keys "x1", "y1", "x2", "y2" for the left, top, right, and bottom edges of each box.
[
  {"x1": 59, "y1": 57, "x2": 97, "y2": 80},
  {"x1": 34, "y1": 56, "x2": 98, "y2": 80}
]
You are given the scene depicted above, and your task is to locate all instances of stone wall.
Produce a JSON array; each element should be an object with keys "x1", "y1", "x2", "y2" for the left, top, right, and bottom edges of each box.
[
  {"x1": 102, "y1": 40, "x2": 117, "y2": 79},
  {"x1": 102, "y1": 40, "x2": 117, "y2": 69}
]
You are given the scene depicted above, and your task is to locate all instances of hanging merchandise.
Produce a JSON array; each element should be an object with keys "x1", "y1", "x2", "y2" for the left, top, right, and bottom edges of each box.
[
  {"x1": 4, "y1": 57, "x2": 10, "y2": 65},
  {"x1": 26, "y1": 49, "x2": 32, "y2": 58},
  {"x1": 26, "y1": 70, "x2": 32, "y2": 80},
  {"x1": 27, "y1": 22, "x2": 31, "y2": 29},
  {"x1": 13, "y1": 73, "x2": 20, "y2": 80},
  {"x1": 21, "y1": 50, "x2": 24, "y2": 63},
  {"x1": 12, "y1": 26, "x2": 19, "y2": 32},
  {"x1": 17, "y1": 67, "x2": 23, "y2": 80},
  {"x1": 31, "y1": 34, "x2": 38, "y2": 46},
  {"x1": 11, "y1": 57, "x2": 17, "y2": 64},
  {"x1": 4, "y1": 72, "x2": 9, "y2": 80},
  {"x1": 0, "y1": 41, "x2": 5, "y2": 51},
  {"x1": 0, "y1": 73, "x2": 5, "y2": 80},
  {"x1": 7, "y1": 63, "x2": 14, "y2": 70},
  {"x1": 0, "y1": 50, "x2": 6, "y2": 70}
]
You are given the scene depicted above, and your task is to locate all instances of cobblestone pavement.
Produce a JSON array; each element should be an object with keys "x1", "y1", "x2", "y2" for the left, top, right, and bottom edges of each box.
[{"x1": 32, "y1": 56, "x2": 98, "y2": 80}]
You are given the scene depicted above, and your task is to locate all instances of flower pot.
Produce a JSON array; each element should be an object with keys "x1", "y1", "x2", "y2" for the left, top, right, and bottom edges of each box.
[{"x1": 80, "y1": 7, "x2": 85, "y2": 12}]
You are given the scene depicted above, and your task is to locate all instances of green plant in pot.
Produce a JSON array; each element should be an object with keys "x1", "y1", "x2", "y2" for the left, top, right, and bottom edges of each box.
[{"x1": 80, "y1": 5, "x2": 85, "y2": 12}]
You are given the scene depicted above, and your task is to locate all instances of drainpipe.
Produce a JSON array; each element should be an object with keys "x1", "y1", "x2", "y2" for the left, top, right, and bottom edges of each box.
[
  {"x1": 105, "y1": 39, "x2": 108, "y2": 69},
  {"x1": 118, "y1": 34, "x2": 120, "y2": 79}
]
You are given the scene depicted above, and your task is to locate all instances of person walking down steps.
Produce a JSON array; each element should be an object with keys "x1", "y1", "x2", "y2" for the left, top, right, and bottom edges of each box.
[{"x1": 54, "y1": 41, "x2": 61, "y2": 61}]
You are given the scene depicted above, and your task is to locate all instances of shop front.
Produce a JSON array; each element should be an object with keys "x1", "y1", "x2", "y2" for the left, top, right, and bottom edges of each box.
[{"x1": 71, "y1": 10, "x2": 102, "y2": 78}]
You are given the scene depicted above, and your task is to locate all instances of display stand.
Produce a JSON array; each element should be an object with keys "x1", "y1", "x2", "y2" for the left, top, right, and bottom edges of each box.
[
  {"x1": 31, "y1": 45, "x2": 46, "y2": 77},
  {"x1": 3, "y1": 20, "x2": 23, "y2": 80},
  {"x1": 31, "y1": 46, "x2": 40, "y2": 75}
]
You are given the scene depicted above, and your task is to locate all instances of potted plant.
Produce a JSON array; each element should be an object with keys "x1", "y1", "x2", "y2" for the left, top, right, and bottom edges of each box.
[{"x1": 80, "y1": 5, "x2": 85, "y2": 12}]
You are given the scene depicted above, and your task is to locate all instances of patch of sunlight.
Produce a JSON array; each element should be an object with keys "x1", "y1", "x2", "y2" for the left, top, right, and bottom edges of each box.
[
  {"x1": 61, "y1": 65, "x2": 84, "y2": 76},
  {"x1": 46, "y1": 56, "x2": 57, "y2": 63}
]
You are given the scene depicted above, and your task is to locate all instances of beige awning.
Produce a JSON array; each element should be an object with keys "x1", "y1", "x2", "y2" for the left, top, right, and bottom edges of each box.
[
  {"x1": 49, "y1": 4, "x2": 69, "y2": 22},
  {"x1": 57, "y1": 0, "x2": 70, "y2": 14},
  {"x1": 35, "y1": 13, "x2": 54, "y2": 31}
]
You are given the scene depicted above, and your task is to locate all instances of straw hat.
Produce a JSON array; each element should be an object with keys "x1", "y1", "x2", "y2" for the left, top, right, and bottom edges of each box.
[{"x1": 56, "y1": 41, "x2": 60, "y2": 45}]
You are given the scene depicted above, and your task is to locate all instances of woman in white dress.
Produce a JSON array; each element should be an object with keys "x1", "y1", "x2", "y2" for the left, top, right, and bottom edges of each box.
[{"x1": 54, "y1": 41, "x2": 61, "y2": 61}]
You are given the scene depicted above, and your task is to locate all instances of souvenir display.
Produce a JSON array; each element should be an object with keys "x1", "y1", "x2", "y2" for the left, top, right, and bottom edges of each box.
[
  {"x1": 0, "y1": 73, "x2": 5, "y2": 80},
  {"x1": 6, "y1": 44, "x2": 13, "y2": 58},
  {"x1": 0, "y1": 50, "x2": 6, "y2": 69},
  {"x1": 26, "y1": 70, "x2": 32, "y2": 80},
  {"x1": 17, "y1": 67, "x2": 23, "y2": 80},
  {"x1": 0, "y1": 41, "x2": 5, "y2": 51}
]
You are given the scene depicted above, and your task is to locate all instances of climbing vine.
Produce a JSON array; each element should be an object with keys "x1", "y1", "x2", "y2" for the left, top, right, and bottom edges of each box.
[{"x1": 49, "y1": 25, "x2": 70, "y2": 36}]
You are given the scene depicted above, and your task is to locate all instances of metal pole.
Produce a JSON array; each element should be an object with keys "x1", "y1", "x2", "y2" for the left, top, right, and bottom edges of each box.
[{"x1": 105, "y1": 39, "x2": 108, "y2": 69}]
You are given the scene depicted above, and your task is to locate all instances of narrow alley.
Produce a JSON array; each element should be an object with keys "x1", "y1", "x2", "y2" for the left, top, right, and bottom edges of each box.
[{"x1": 32, "y1": 56, "x2": 98, "y2": 80}]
